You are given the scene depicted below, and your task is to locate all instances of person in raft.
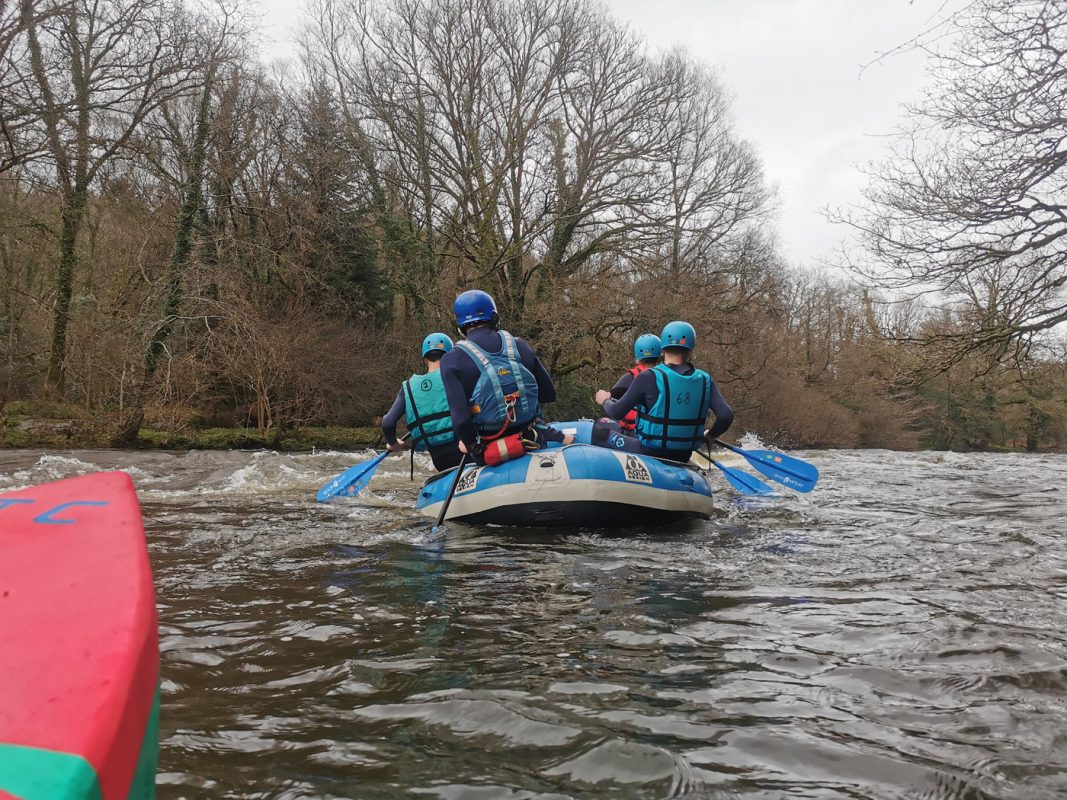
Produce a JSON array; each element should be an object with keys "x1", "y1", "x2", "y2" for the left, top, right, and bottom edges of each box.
[
  {"x1": 440, "y1": 289, "x2": 574, "y2": 466},
  {"x1": 605, "y1": 333, "x2": 662, "y2": 434},
  {"x1": 381, "y1": 332, "x2": 463, "y2": 471},
  {"x1": 593, "y1": 321, "x2": 733, "y2": 463}
]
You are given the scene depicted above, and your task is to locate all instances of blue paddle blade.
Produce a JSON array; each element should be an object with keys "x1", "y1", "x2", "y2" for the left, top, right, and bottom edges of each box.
[
  {"x1": 315, "y1": 450, "x2": 389, "y2": 502},
  {"x1": 742, "y1": 449, "x2": 818, "y2": 492},
  {"x1": 715, "y1": 440, "x2": 818, "y2": 493},
  {"x1": 712, "y1": 460, "x2": 775, "y2": 495}
]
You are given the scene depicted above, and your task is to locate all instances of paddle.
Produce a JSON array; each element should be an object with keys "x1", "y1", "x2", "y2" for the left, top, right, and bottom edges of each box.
[
  {"x1": 315, "y1": 433, "x2": 411, "y2": 502},
  {"x1": 713, "y1": 438, "x2": 819, "y2": 493},
  {"x1": 700, "y1": 450, "x2": 775, "y2": 496},
  {"x1": 432, "y1": 452, "x2": 470, "y2": 532},
  {"x1": 691, "y1": 449, "x2": 774, "y2": 496}
]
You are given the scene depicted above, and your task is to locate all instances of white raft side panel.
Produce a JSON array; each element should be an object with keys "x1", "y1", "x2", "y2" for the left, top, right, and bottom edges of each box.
[{"x1": 419, "y1": 450, "x2": 715, "y2": 521}]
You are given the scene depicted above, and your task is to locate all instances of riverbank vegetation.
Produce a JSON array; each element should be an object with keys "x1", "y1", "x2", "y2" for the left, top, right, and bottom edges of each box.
[{"x1": 1, "y1": 0, "x2": 1064, "y2": 451}]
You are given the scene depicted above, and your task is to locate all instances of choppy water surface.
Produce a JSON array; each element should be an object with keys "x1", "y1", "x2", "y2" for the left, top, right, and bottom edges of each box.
[{"x1": 1, "y1": 446, "x2": 1066, "y2": 799}]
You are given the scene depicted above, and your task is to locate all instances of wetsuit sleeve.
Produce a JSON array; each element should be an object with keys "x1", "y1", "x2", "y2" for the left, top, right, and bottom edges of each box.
[
  {"x1": 705, "y1": 378, "x2": 734, "y2": 439},
  {"x1": 535, "y1": 424, "x2": 565, "y2": 443},
  {"x1": 441, "y1": 353, "x2": 479, "y2": 450},
  {"x1": 516, "y1": 337, "x2": 557, "y2": 405},
  {"x1": 381, "y1": 389, "x2": 406, "y2": 446},
  {"x1": 610, "y1": 371, "x2": 635, "y2": 399},
  {"x1": 602, "y1": 369, "x2": 656, "y2": 420}
]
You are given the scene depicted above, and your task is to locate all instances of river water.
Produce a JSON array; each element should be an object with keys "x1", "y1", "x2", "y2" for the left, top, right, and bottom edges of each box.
[{"x1": 1, "y1": 446, "x2": 1065, "y2": 799}]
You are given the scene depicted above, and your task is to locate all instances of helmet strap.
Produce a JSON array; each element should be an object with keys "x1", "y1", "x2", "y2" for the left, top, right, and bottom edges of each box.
[{"x1": 459, "y1": 319, "x2": 497, "y2": 335}]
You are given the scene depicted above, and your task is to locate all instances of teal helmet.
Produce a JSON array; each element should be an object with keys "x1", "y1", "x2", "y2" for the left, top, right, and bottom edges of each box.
[
  {"x1": 661, "y1": 321, "x2": 696, "y2": 351},
  {"x1": 421, "y1": 332, "x2": 454, "y2": 358},
  {"x1": 633, "y1": 333, "x2": 662, "y2": 361}
]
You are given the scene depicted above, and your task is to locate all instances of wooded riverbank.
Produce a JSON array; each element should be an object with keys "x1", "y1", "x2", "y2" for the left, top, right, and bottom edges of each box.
[
  {"x1": 2, "y1": 0, "x2": 1064, "y2": 454},
  {"x1": 0, "y1": 401, "x2": 380, "y2": 451},
  {"x1": 1, "y1": 399, "x2": 1060, "y2": 454}
]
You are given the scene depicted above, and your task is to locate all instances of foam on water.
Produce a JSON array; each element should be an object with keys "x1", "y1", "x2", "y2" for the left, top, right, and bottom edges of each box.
[
  {"x1": 736, "y1": 430, "x2": 769, "y2": 450},
  {"x1": 11, "y1": 453, "x2": 99, "y2": 482}
]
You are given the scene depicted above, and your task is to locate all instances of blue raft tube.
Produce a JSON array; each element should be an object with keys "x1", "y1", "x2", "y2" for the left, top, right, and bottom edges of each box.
[{"x1": 414, "y1": 420, "x2": 714, "y2": 528}]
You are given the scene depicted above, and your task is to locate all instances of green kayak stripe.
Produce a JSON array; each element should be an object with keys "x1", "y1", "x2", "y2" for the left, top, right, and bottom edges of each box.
[
  {"x1": 126, "y1": 686, "x2": 160, "y2": 800},
  {"x1": 0, "y1": 685, "x2": 159, "y2": 800},
  {"x1": 0, "y1": 745, "x2": 102, "y2": 800}
]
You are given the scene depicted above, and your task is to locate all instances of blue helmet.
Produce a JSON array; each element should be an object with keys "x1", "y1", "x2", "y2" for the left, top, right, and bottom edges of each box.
[
  {"x1": 633, "y1": 333, "x2": 662, "y2": 361},
  {"x1": 421, "y1": 332, "x2": 454, "y2": 358},
  {"x1": 661, "y1": 320, "x2": 696, "y2": 351},
  {"x1": 454, "y1": 290, "x2": 498, "y2": 328}
]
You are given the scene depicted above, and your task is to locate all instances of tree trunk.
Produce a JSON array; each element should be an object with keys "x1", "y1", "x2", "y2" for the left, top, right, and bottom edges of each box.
[
  {"x1": 46, "y1": 188, "x2": 87, "y2": 393},
  {"x1": 113, "y1": 73, "x2": 214, "y2": 446}
]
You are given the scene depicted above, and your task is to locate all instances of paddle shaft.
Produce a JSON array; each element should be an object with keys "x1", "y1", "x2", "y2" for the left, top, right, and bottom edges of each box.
[
  {"x1": 701, "y1": 448, "x2": 774, "y2": 496},
  {"x1": 356, "y1": 430, "x2": 414, "y2": 484},
  {"x1": 378, "y1": 430, "x2": 413, "y2": 458},
  {"x1": 434, "y1": 452, "x2": 470, "y2": 529},
  {"x1": 317, "y1": 431, "x2": 414, "y2": 501}
]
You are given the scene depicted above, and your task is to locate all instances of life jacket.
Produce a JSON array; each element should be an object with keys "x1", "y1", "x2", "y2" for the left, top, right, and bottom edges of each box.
[
  {"x1": 455, "y1": 330, "x2": 540, "y2": 438},
  {"x1": 403, "y1": 370, "x2": 455, "y2": 450},
  {"x1": 635, "y1": 363, "x2": 712, "y2": 452},
  {"x1": 620, "y1": 362, "x2": 651, "y2": 432}
]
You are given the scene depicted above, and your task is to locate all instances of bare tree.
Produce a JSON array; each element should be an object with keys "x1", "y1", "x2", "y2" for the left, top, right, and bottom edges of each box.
[
  {"x1": 7, "y1": 0, "x2": 200, "y2": 392},
  {"x1": 0, "y1": 0, "x2": 64, "y2": 172},
  {"x1": 304, "y1": 0, "x2": 773, "y2": 324},
  {"x1": 537, "y1": 13, "x2": 672, "y2": 288},
  {"x1": 112, "y1": 7, "x2": 241, "y2": 445},
  {"x1": 844, "y1": 0, "x2": 1067, "y2": 370},
  {"x1": 307, "y1": 0, "x2": 581, "y2": 315},
  {"x1": 655, "y1": 52, "x2": 770, "y2": 278}
]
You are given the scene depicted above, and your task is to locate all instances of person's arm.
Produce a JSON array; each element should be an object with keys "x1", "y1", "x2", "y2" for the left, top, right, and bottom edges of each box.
[
  {"x1": 517, "y1": 337, "x2": 556, "y2": 404},
  {"x1": 381, "y1": 389, "x2": 406, "y2": 447},
  {"x1": 532, "y1": 424, "x2": 576, "y2": 447},
  {"x1": 610, "y1": 371, "x2": 634, "y2": 399},
  {"x1": 602, "y1": 369, "x2": 654, "y2": 420},
  {"x1": 441, "y1": 355, "x2": 479, "y2": 451},
  {"x1": 538, "y1": 424, "x2": 564, "y2": 442},
  {"x1": 705, "y1": 378, "x2": 734, "y2": 439}
]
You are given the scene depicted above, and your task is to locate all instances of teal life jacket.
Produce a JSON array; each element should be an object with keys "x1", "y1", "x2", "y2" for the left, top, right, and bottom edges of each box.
[
  {"x1": 455, "y1": 331, "x2": 540, "y2": 437},
  {"x1": 403, "y1": 370, "x2": 455, "y2": 450},
  {"x1": 635, "y1": 363, "x2": 712, "y2": 451}
]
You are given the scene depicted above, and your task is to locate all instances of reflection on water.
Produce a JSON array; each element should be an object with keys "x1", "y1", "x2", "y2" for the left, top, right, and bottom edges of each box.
[{"x1": 2, "y1": 447, "x2": 1066, "y2": 799}]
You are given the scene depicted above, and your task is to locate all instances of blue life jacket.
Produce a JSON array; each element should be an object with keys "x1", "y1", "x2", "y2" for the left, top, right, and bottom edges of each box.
[
  {"x1": 635, "y1": 363, "x2": 712, "y2": 451},
  {"x1": 403, "y1": 370, "x2": 455, "y2": 450},
  {"x1": 455, "y1": 331, "x2": 540, "y2": 437}
]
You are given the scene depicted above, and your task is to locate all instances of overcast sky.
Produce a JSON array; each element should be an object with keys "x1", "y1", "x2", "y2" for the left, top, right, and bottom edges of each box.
[
  {"x1": 260, "y1": 0, "x2": 963, "y2": 268},
  {"x1": 603, "y1": 0, "x2": 969, "y2": 267}
]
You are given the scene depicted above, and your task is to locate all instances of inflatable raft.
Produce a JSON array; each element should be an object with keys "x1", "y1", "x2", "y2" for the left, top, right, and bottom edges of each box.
[
  {"x1": 415, "y1": 421, "x2": 714, "y2": 527},
  {"x1": 0, "y1": 472, "x2": 158, "y2": 800}
]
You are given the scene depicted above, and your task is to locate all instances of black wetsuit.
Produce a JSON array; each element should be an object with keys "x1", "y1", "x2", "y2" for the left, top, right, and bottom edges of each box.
[
  {"x1": 609, "y1": 368, "x2": 641, "y2": 399},
  {"x1": 381, "y1": 386, "x2": 463, "y2": 472},
  {"x1": 597, "y1": 362, "x2": 733, "y2": 462},
  {"x1": 603, "y1": 361, "x2": 659, "y2": 432}
]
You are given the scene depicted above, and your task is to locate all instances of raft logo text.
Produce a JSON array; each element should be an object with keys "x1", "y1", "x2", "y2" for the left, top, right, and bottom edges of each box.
[
  {"x1": 455, "y1": 467, "x2": 480, "y2": 493},
  {"x1": 611, "y1": 453, "x2": 652, "y2": 484}
]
